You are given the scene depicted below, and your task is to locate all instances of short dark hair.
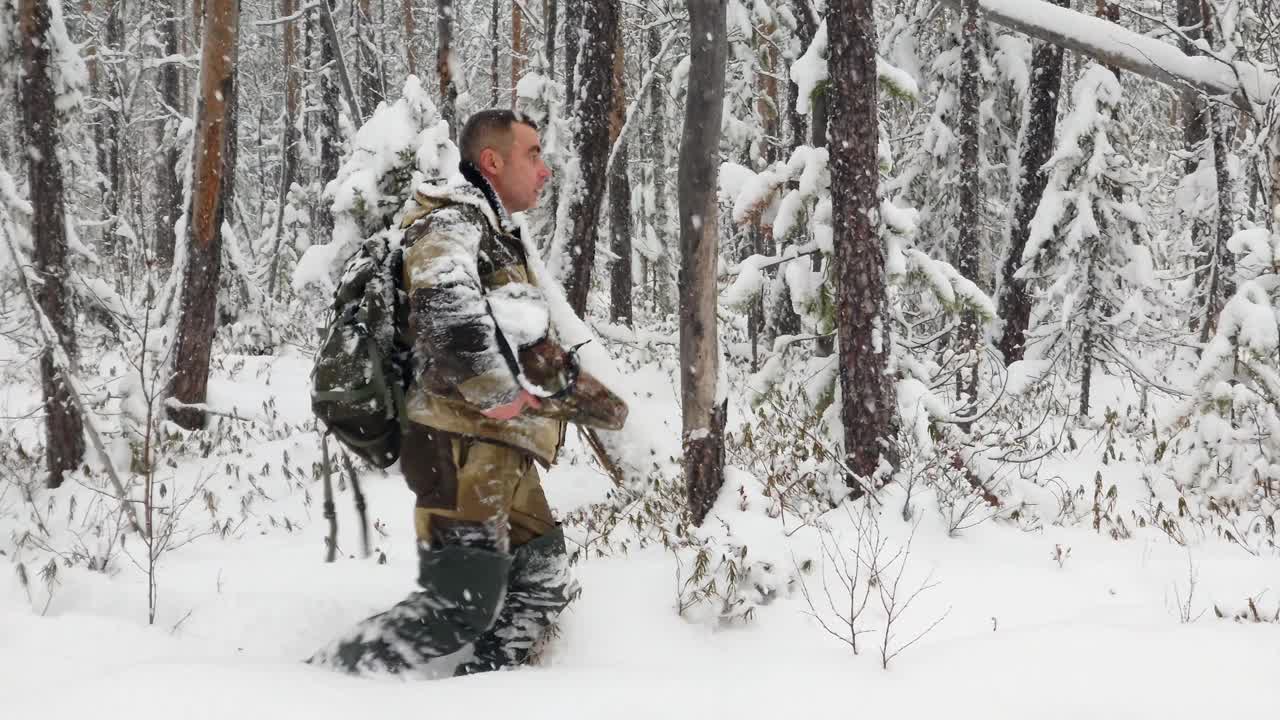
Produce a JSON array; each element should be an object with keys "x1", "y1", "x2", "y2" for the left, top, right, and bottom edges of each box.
[{"x1": 459, "y1": 110, "x2": 539, "y2": 165}]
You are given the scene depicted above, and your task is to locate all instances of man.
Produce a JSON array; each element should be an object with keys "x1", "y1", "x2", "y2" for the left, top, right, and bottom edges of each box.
[{"x1": 310, "y1": 110, "x2": 576, "y2": 677}]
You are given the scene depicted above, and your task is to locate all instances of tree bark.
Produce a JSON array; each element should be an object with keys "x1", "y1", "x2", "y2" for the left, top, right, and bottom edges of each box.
[
  {"x1": 1197, "y1": 9, "x2": 1237, "y2": 344},
  {"x1": 511, "y1": 0, "x2": 523, "y2": 107},
  {"x1": 403, "y1": 0, "x2": 416, "y2": 76},
  {"x1": 316, "y1": 0, "x2": 341, "y2": 240},
  {"x1": 99, "y1": 0, "x2": 124, "y2": 278},
  {"x1": 490, "y1": 0, "x2": 500, "y2": 105},
  {"x1": 996, "y1": 0, "x2": 1067, "y2": 364},
  {"x1": 608, "y1": 11, "x2": 631, "y2": 326},
  {"x1": 20, "y1": 0, "x2": 87, "y2": 487},
  {"x1": 564, "y1": 0, "x2": 579, "y2": 113},
  {"x1": 544, "y1": 0, "x2": 556, "y2": 79},
  {"x1": 787, "y1": 0, "x2": 815, "y2": 155},
  {"x1": 268, "y1": 0, "x2": 300, "y2": 299},
  {"x1": 357, "y1": 0, "x2": 384, "y2": 114},
  {"x1": 168, "y1": 0, "x2": 238, "y2": 430},
  {"x1": 317, "y1": 0, "x2": 363, "y2": 123},
  {"x1": 645, "y1": 23, "x2": 674, "y2": 317},
  {"x1": 156, "y1": 0, "x2": 184, "y2": 268},
  {"x1": 1177, "y1": 0, "x2": 1210, "y2": 330},
  {"x1": 680, "y1": 0, "x2": 728, "y2": 527},
  {"x1": 829, "y1": 0, "x2": 897, "y2": 486},
  {"x1": 562, "y1": 0, "x2": 618, "y2": 316},
  {"x1": 955, "y1": 0, "x2": 981, "y2": 405},
  {"x1": 437, "y1": 0, "x2": 457, "y2": 137}
]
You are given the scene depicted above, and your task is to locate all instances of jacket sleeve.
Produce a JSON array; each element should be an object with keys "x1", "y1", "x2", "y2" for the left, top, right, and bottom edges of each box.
[{"x1": 403, "y1": 206, "x2": 521, "y2": 410}]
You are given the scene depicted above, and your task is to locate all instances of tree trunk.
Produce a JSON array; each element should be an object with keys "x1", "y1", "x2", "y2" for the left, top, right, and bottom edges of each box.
[
  {"x1": 996, "y1": 0, "x2": 1067, "y2": 364},
  {"x1": 562, "y1": 0, "x2": 618, "y2": 316},
  {"x1": 168, "y1": 0, "x2": 239, "y2": 430},
  {"x1": 792, "y1": 3, "x2": 833, "y2": 356},
  {"x1": 356, "y1": 0, "x2": 383, "y2": 114},
  {"x1": 1197, "y1": 8, "x2": 1236, "y2": 344},
  {"x1": 437, "y1": 0, "x2": 457, "y2": 137},
  {"x1": 1178, "y1": 0, "x2": 1210, "y2": 330},
  {"x1": 544, "y1": 0, "x2": 556, "y2": 79},
  {"x1": 490, "y1": 0, "x2": 500, "y2": 105},
  {"x1": 564, "y1": 0, "x2": 579, "y2": 113},
  {"x1": 317, "y1": 0, "x2": 363, "y2": 123},
  {"x1": 403, "y1": 0, "x2": 416, "y2": 76},
  {"x1": 156, "y1": 0, "x2": 184, "y2": 268},
  {"x1": 608, "y1": 11, "x2": 631, "y2": 326},
  {"x1": 679, "y1": 0, "x2": 728, "y2": 527},
  {"x1": 955, "y1": 0, "x2": 981, "y2": 405},
  {"x1": 101, "y1": 0, "x2": 124, "y2": 278},
  {"x1": 20, "y1": 0, "x2": 87, "y2": 488},
  {"x1": 829, "y1": 0, "x2": 897, "y2": 486},
  {"x1": 316, "y1": 0, "x2": 341, "y2": 240},
  {"x1": 645, "y1": 23, "x2": 674, "y2": 317},
  {"x1": 268, "y1": 0, "x2": 300, "y2": 299},
  {"x1": 787, "y1": 0, "x2": 815, "y2": 155},
  {"x1": 511, "y1": 1, "x2": 523, "y2": 107}
]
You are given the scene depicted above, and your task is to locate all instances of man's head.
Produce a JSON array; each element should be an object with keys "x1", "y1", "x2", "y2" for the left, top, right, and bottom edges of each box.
[{"x1": 459, "y1": 110, "x2": 551, "y2": 214}]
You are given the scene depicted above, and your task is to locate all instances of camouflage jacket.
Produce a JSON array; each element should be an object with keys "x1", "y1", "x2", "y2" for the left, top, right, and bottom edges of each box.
[{"x1": 399, "y1": 164, "x2": 564, "y2": 465}]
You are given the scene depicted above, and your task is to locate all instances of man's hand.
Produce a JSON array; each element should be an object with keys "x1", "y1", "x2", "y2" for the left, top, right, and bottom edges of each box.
[{"x1": 481, "y1": 389, "x2": 542, "y2": 420}]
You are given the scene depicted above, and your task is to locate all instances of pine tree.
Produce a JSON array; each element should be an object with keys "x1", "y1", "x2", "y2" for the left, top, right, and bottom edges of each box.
[
  {"x1": 1017, "y1": 64, "x2": 1157, "y2": 419},
  {"x1": 19, "y1": 0, "x2": 88, "y2": 487},
  {"x1": 168, "y1": 0, "x2": 239, "y2": 430}
]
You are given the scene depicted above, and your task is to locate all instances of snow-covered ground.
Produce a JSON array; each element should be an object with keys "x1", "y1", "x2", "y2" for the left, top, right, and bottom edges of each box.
[{"x1": 4, "y1": 347, "x2": 1280, "y2": 720}]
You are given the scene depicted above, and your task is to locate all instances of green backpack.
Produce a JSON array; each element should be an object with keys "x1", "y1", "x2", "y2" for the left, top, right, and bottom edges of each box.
[{"x1": 310, "y1": 234, "x2": 411, "y2": 469}]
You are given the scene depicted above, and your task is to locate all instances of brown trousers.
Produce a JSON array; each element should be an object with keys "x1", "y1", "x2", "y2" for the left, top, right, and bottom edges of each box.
[{"x1": 400, "y1": 422, "x2": 556, "y2": 553}]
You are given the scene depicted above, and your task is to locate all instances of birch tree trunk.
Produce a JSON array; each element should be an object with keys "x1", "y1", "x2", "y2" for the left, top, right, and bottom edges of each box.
[
  {"x1": 562, "y1": 0, "x2": 618, "y2": 316},
  {"x1": 20, "y1": 0, "x2": 87, "y2": 487},
  {"x1": 829, "y1": 0, "x2": 897, "y2": 486},
  {"x1": 679, "y1": 0, "x2": 728, "y2": 526},
  {"x1": 168, "y1": 0, "x2": 238, "y2": 430},
  {"x1": 996, "y1": 0, "x2": 1067, "y2": 364}
]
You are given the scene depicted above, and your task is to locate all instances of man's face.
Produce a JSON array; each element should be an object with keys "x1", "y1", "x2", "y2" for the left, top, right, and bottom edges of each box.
[{"x1": 481, "y1": 123, "x2": 551, "y2": 214}]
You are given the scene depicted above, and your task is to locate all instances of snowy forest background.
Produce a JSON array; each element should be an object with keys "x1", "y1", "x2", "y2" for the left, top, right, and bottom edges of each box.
[{"x1": 2, "y1": 0, "x2": 1280, "y2": 710}]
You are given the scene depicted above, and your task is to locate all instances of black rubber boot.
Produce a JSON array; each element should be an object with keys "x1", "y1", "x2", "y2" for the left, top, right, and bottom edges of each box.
[
  {"x1": 454, "y1": 526, "x2": 579, "y2": 675},
  {"x1": 308, "y1": 543, "x2": 512, "y2": 675}
]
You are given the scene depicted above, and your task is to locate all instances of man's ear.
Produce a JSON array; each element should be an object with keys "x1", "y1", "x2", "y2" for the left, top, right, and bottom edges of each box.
[{"x1": 480, "y1": 147, "x2": 503, "y2": 175}]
